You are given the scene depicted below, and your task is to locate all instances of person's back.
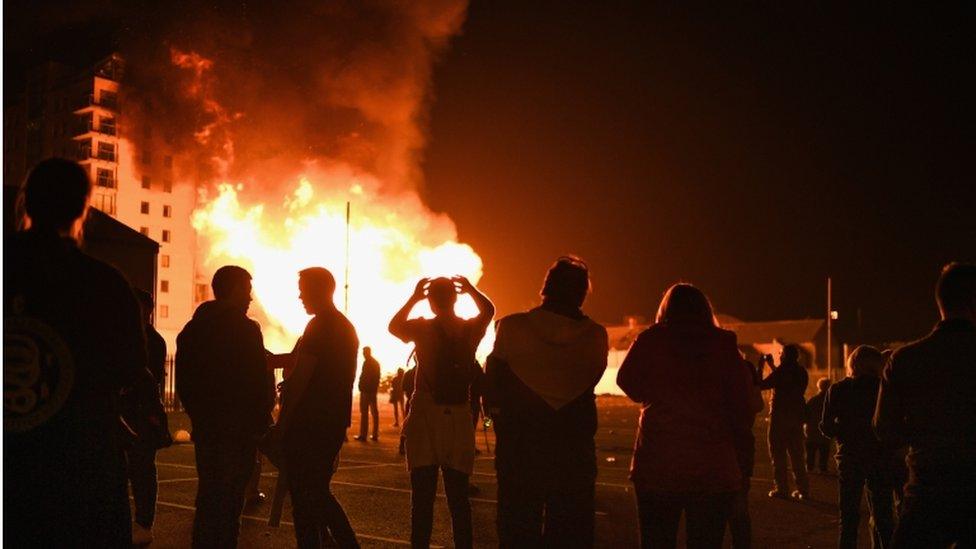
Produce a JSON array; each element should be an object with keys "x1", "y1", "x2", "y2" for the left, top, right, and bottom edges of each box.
[
  {"x1": 4, "y1": 158, "x2": 148, "y2": 546},
  {"x1": 359, "y1": 354, "x2": 381, "y2": 395},
  {"x1": 291, "y1": 310, "x2": 358, "y2": 433},
  {"x1": 765, "y1": 358, "x2": 809, "y2": 428},
  {"x1": 821, "y1": 376, "x2": 883, "y2": 459}
]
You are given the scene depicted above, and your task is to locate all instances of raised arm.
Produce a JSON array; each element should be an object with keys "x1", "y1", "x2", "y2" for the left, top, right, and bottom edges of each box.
[{"x1": 389, "y1": 278, "x2": 429, "y2": 342}]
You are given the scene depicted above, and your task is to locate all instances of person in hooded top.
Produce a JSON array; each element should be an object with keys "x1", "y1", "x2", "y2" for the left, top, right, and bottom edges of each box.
[
  {"x1": 5, "y1": 158, "x2": 152, "y2": 547},
  {"x1": 176, "y1": 265, "x2": 272, "y2": 548},
  {"x1": 484, "y1": 256, "x2": 608, "y2": 548},
  {"x1": 617, "y1": 283, "x2": 755, "y2": 549}
]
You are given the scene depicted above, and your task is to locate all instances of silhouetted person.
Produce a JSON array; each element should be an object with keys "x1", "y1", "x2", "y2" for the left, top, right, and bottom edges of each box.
[
  {"x1": 879, "y1": 348, "x2": 908, "y2": 516},
  {"x1": 125, "y1": 289, "x2": 170, "y2": 545},
  {"x1": 277, "y1": 267, "x2": 359, "y2": 548},
  {"x1": 485, "y1": 257, "x2": 608, "y2": 547},
  {"x1": 617, "y1": 284, "x2": 755, "y2": 549},
  {"x1": 355, "y1": 346, "x2": 381, "y2": 441},
  {"x1": 5, "y1": 158, "x2": 151, "y2": 546},
  {"x1": 805, "y1": 377, "x2": 832, "y2": 474},
  {"x1": 726, "y1": 355, "x2": 765, "y2": 549},
  {"x1": 245, "y1": 367, "x2": 277, "y2": 508},
  {"x1": 399, "y1": 364, "x2": 417, "y2": 455},
  {"x1": 759, "y1": 344, "x2": 810, "y2": 499},
  {"x1": 390, "y1": 276, "x2": 494, "y2": 549},
  {"x1": 820, "y1": 346, "x2": 894, "y2": 548},
  {"x1": 176, "y1": 265, "x2": 273, "y2": 547},
  {"x1": 390, "y1": 367, "x2": 406, "y2": 427},
  {"x1": 875, "y1": 262, "x2": 976, "y2": 548}
]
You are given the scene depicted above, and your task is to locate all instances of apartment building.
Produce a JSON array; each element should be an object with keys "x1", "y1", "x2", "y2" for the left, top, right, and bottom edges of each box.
[{"x1": 4, "y1": 54, "x2": 200, "y2": 349}]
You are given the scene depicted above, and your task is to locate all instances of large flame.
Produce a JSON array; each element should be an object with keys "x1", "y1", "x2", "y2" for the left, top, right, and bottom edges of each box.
[{"x1": 192, "y1": 167, "x2": 494, "y2": 374}]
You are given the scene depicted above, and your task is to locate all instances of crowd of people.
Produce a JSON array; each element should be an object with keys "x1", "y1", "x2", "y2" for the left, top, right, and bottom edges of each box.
[{"x1": 5, "y1": 157, "x2": 975, "y2": 548}]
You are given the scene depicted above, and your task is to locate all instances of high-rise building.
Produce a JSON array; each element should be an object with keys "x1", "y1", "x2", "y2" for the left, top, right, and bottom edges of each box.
[{"x1": 4, "y1": 54, "x2": 201, "y2": 350}]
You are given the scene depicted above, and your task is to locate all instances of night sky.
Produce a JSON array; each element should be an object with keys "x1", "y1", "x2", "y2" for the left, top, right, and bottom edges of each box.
[{"x1": 5, "y1": 2, "x2": 974, "y2": 343}]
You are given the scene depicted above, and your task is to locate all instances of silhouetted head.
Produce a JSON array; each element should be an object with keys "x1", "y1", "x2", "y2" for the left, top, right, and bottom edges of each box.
[
  {"x1": 363, "y1": 346, "x2": 372, "y2": 358},
  {"x1": 847, "y1": 345, "x2": 884, "y2": 378},
  {"x1": 135, "y1": 288, "x2": 154, "y2": 324},
  {"x1": 781, "y1": 344, "x2": 800, "y2": 365},
  {"x1": 299, "y1": 267, "x2": 336, "y2": 315},
  {"x1": 427, "y1": 277, "x2": 457, "y2": 317},
  {"x1": 212, "y1": 265, "x2": 253, "y2": 313},
  {"x1": 21, "y1": 158, "x2": 92, "y2": 238},
  {"x1": 936, "y1": 262, "x2": 976, "y2": 323},
  {"x1": 816, "y1": 377, "x2": 831, "y2": 393},
  {"x1": 397, "y1": 368, "x2": 404, "y2": 376},
  {"x1": 541, "y1": 256, "x2": 591, "y2": 309},
  {"x1": 655, "y1": 283, "x2": 717, "y2": 327}
]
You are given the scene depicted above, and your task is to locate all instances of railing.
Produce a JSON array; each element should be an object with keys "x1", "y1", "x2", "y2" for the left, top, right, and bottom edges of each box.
[
  {"x1": 163, "y1": 355, "x2": 183, "y2": 412},
  {"x1": 78, "y1": 93, "x2": 118, "y2": 111}
]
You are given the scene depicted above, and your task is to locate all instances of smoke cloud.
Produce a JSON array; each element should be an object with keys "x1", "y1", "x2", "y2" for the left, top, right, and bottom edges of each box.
[{"x1": 118, "y1": 0, "x2": 469, "y2": 194}]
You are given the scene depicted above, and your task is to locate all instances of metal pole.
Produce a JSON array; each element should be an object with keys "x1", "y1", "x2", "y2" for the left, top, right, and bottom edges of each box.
[
  {"x1": 344, "y1": 201, "x2": 350, "y2": 315},
  {"x1": 827, "y1": 276, "x2": 832, "y2": 381}
]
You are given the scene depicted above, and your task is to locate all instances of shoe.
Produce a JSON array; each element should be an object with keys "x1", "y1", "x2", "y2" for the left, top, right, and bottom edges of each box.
[
  {"x1": 132, "y1": 523, "x2": 154, "y2": 545},
  {"x1": 354, "y1": 435, "x2": 367, "y2": 442},
  {"x1": 768, "y1": 489, "x2": 789, "y2": 499},
  {"x1": 791, "y1": 490, "x2": 809, "y2": 501},
  {"x1": 370, "y1": 435, "x2": 378, "y2": 442},
  {"x1": 393, "y1": 422, "x2": 400, "y2": 428}
]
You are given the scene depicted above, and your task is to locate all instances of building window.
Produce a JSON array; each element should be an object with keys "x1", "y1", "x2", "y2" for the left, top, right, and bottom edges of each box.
[
  {"x1": 91, "y1": 193, "x2": 116, "y2": 215},
  {"x1": 97, "y1": 141, "x2": 116, "y2": 161},
  {"x1": 163, "y1": 205, "x2": 172, "y2": 218},
  {"x1": 163, "y1": 180, "x2": 173, "y2": 193},
  {"x1": 141, "y1": 175, "x2": 151, "y2": 189},
  {"x1": 161, "y1": 254, "x2": 170, "y2": 268},
  {"x1": 95, "y1": 168, "x2": 115, "y2": 188},
  {"x1": 139, "y1": 227, "x2": 149, "y2": 236},
  {"x1": 164, "y1": 155, "x2": 173, "y2": 169},
  {"x1": 160, "y1": 280, "x2": 169, "y2": 293},
  {"x1": 194, "y1": 283, "x2": 210, "y2": 303},
  {"x1": 140, "y1": 201, "x2": 149, "y2": 214},
  {"x1": 162, "y1": 230, "x2": 171, "y2": 243},
  {"x1": 142, "y1": 149, "x2": 152, "y2": 165},
  {"x1": 159, "y1": 304, "x2": 169, "y2": 318}
]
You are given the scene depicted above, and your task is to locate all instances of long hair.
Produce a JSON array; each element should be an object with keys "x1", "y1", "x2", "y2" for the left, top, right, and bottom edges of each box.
[{"x1": 655, "y1": 283, "x2": 717, "y2": 327}]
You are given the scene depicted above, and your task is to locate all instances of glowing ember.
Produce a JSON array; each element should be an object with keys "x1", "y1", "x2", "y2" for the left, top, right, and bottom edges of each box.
[{"x1": 192, "y1": 168, "x2": 494, "y2": 373}]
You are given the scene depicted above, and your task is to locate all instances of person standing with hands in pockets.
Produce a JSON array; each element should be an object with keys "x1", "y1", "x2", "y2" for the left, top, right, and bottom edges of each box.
[{"x1": 390, "y1": 276, "x2": 494, "y2": 549}]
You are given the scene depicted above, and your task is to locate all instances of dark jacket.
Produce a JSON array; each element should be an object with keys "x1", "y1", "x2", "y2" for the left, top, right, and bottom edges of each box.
[
  {"x1": 805, "y1": 391, "x2": 830, "y2": 443},
  {"x1": 4, "y1": 231, "x2": 148, "y2": 546},
  {"x1": 176, "y1": 300, "x2": 271, "y2": 442},
  {"x1": 874, "y1": 319, "x2": 976, "y2": 496},
  {"x1": 820, "y1": 376, "x2": 883, "y2": 461},
  {"x1": 760, "y1": 360, "x2": 809, "y2": 430},
  {"x1": 359, "y1": 356, "x2": 381, "y2": 394},
  {"x1": 617, "y1": 322, "x2": 754, "y2": 493}
]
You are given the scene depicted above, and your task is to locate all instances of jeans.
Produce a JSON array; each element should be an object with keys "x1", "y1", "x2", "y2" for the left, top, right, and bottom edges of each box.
[
  {"x1": 768, "y1": 425, "x2": 809, "y2": 494},
  {"x1": 192, "y1": 438, "x2": 257, "y2": 548},
  {"x1": 410, "y1": 465, "x2": 471, "y2": 549},
  {"x1": 837, "y1": 459, "x2": 894, "y2": 549},
  {"x1": 127, "y1": 445, "x2": 158, "y2": 528},
  {"x1": 636, "y1": 490, "x2": 735, "y2": 549},
  {"x1": 392, "y1": 398, "x2": 404, "y2": 425},
  {"x1": 806, "y1": 438, "x2": 831, "y2": 472},
  {"x1": 496, "y1": 465, "x2": 595, "y2": 547},
  {"x1": 284, "y1": 432, "x2": 358, "y2": 549},
  {"x1": 891, "y1": 491, "x2": 976, "y2": 548},
  {"x1": 727, "y1": 479, "x2": 752, "y2": 549},
  {"x1": 358, "y1": 392, "x2": 379, "y2": 439}
]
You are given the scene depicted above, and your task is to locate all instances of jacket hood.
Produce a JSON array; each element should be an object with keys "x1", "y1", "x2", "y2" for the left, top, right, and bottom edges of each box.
[{"x1": 525, "y1": 307, "x2": 603, "y2": 346}]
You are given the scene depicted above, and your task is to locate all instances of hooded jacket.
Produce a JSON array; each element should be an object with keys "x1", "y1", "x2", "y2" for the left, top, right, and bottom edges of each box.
[
  {"x1": 175, "y1": 300, "x2": 272, "y2": 442},
  {"x1": 617, "y1": 322, "x2": 754, "y2": 493},
  {"x1": 486, "y1": 307, "x2": 608, "y2": 478}
]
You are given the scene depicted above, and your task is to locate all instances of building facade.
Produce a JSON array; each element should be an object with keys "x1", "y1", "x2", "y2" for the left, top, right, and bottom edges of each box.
[{"x1": 4, "y1": 54, "x2": 200, "y2": 350}]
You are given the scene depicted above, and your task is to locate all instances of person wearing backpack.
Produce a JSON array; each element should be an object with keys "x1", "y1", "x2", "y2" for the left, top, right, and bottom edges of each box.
[{"x1": 389, "y1": 276, "x2": 494, "y2": 549}]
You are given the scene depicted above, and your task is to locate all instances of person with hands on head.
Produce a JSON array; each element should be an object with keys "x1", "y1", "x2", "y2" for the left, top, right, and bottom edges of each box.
[{"x1": 389, "y1": 275, "x2": 494, "y2": 549}]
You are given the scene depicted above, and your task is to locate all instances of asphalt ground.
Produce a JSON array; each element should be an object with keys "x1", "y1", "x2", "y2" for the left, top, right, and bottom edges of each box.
[{"x1": 145, "y1": 397, "x2": 873, "y2": 548}]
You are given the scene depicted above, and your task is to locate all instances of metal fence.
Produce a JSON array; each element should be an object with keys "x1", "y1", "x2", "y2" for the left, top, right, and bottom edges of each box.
[{"x1": 163, "y1": 355, "x2": 182, "y2": 412}]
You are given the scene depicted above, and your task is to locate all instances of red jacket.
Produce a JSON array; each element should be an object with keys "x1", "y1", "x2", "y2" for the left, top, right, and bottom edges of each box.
[{"x1": 617, "y1": 322, "x2": 755, "y2": 493}]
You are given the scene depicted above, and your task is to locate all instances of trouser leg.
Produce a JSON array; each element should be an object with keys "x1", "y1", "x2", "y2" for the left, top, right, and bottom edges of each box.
[
  {"x1": 369, "y1": 394, "x2": 379, "y2": 438},
  {"x1": 685, "y1": 492, "x2": 735, "y2": 549},
  {"x1": 768, "y1": 429, "x2": 790, "y2": 493},
  {"x1": 806, "y1": 439, "x2": 817, "y2": 472},
  {"x1": 838, "y1": 462, "x2": 865, "y2": 549},
  {"x1": 543, "y1": 475, "x2": 595, "y2": 548},
  {"x1": 192, "y1": 440, "x2": 255, "y2": 549},
  {"x1": 287, "y1": 435, "x2": 358, "y2": 549},
  {"x1": 443, "y1": 467, "x2": 472, "y2": 549},
  {"x1": 127, "y1": 445, "x2": 158, "y2": 528},
  {"x1": 819, "y1": 442, "x2": 831, "y2": 472},
  {"x1": 865, "y1": 469, "x2": 895, "y2": 549},
  {"x1": 393, "y1": 400, "x2": 401, "y2": 425},
  {"x1": 787, "y1": 430, "x2": 809, "y2": 493},
  {"x1": 496, "y1": 469, "x2": 544, "y2": 547},
  {"x1": 410, "y1": 465, "x2": 438, "y2": 548},
  {"x1": 728, "y1": 480, "x2": 752, "y2": 549},
  {"x1": 636, "y1": 490, "x2": 682, "y2": 549},
  {"x1": 359, "y1": 397, "x2": 369, "y2": 439}
]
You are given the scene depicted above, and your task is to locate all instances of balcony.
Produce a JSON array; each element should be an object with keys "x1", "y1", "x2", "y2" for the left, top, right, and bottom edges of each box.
[
  {"x1": 72, "y1": 121, "x2": 117, "y2": 140},
  {"x1": 73, "y1": 93, "x2": 118, "y2": 114}
]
